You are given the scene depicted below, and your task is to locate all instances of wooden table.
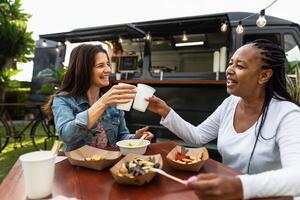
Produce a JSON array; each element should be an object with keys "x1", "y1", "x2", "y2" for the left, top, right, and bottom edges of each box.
[{"x1": 0, "y1": 141, "x2": 291, "y2": 200}]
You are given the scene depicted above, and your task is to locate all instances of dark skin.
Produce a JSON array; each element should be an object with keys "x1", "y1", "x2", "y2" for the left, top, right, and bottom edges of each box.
[
  {"x1": 146, "y1": 44, "x2": 273, "y2": 200},
  {"x1": 227, "y1": 44, "x2": 272, "y2": 133}
]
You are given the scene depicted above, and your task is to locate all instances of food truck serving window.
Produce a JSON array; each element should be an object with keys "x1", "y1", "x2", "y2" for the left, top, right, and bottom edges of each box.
[
  {"x1": 111, "y1": 38, "x2": 144, "y2": 75},
  {"x1": 150, "y1": 32, "x2": 229, "y2": 73}
]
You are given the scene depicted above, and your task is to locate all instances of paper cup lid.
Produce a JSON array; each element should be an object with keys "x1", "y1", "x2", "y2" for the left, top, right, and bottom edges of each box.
[{"x1": 19, "y1": 151, "x2": 54, "y2": 163}]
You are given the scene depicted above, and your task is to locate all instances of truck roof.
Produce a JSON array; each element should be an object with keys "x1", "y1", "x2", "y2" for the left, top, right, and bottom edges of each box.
[{"x1": 40, "y1": 12, "x2": 299, "y2": 43}]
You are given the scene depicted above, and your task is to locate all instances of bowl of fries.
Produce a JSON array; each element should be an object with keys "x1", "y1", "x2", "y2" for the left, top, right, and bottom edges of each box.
[
  {"x1": 166, "y1": 145, "x2": 209, "y2": 172},
  {"x1": 110, "y1": 153, "x2": 162, "y2": 185},
  {"x1": 65, "y1": 145, "x2": 122, "y2": 171}
]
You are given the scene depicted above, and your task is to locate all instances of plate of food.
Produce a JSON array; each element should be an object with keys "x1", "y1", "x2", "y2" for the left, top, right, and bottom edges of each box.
[
  {"x1": 166, "y1": 145, "x2": 209, "y2": 172},
  {"x1": 65, "y1": 145, "x2": 122, "y2": 171},
  {"x1": 110, "y1": 153, "x2": 162, "y2": 185}
]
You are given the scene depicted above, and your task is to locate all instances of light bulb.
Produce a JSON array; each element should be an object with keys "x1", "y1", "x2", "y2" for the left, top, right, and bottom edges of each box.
[
  {"x1": 118, "y1": 36, "x2": 123, "y2": 43},
  {"x1": 55, "y1": 45, "x2": 60, "y2": 53},
  {"x1": 220, "y1": 23, "x2": 228, "y2": 32},
  {"x1": 146, "y1": 32, "x2": 151, "y2": 40},
  {"x1": 182, "y1": 31, "x2": 188, "y2": 41},
  {"x1": 236, "y1": 21, "x2": 244, "y2": 34},
  {"x1": 256, "y1": 10, "x2": 267, "y2": 28}
]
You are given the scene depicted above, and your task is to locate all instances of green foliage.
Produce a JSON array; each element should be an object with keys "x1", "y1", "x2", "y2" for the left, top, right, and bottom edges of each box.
[
  {"x1": 0, "y1": 0, "x2": 34, "y2": 102},
  {"x1": 39, "y1": 84, "x2": 56, "y2": 94},
  {"x1": 0, "y1": 68, "x2": 21, "y2": 88},
  {"x1": 0, "y1": 0, "x2": 34, "y2": 70},
  {"x1": 56, "y1": 66, "x2": 67, "y2": 82},
  {"x1": 286, "y1": 61, "x2": 300, "y2": 74},
  {"x1": 286, "y1": 64, "x2": 300, "y2": 102},
  {"x1": 38, "y1": 65, "x2": 66, "y2": 94},
  {"x1": 0, "y1": 125, "x2": 54, "y2": 183}
]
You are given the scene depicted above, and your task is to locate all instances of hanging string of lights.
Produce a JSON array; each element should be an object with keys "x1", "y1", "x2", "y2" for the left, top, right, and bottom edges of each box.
[
  {"x1": 220, "y1": 0, "x2": 278, "y2": 34},
  {"x1": 41, "y1": 0, "x2": 278, "y2": 47}
]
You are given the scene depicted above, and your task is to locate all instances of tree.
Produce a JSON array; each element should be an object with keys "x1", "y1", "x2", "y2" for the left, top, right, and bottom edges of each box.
[{"x1": 0, "y1": 0, "x2": 34, "y2": 102}]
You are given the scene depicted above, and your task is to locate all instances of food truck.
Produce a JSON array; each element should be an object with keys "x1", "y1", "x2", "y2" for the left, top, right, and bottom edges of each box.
[{"x1": 33, "y1": 12, "x2": 300, "y2": 153}]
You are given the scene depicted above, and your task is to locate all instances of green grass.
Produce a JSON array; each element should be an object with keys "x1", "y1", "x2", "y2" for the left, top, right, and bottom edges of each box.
[{"x1": 0, "y1": 125, "x2": 56, "y2": 183}]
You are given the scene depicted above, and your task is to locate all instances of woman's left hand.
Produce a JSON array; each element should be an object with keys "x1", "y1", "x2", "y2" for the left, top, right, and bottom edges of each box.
[
  {"x1": 186, "y1": 173, "x2": 243, "y2": 200},
  {"x1": 133, "y1": 126, "x2": 154, "y2": 141}
]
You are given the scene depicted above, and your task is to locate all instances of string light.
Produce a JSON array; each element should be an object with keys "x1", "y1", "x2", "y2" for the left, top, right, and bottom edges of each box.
[
  {"x1": 118, "y1": 36, "x2": 123, "y2": 43},
  {"x1": 236, "y1": 21, "x2": 244, "y2": 34},
  {"x1": 256, "y1": 9, "x2": 267, "y2": 28},
  {"x1": 219, "y1": 0, "x2": 277, "y2": 34},
  {"x1": 55, "y1": 45, "x2": 60, "y2": 53},
  {"x1": 182, "y1": 31, "x2": 188, "y2": 41},
  {"x1": 220, "y1": 22, "x2": 228, "y2": 32},
  {"x1": 146, "y1": 32, "x2": 151, "y2": 41}
]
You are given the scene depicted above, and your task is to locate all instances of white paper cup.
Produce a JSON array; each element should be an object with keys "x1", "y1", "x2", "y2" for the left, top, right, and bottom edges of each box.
[
  {"x1": 111, "y1": 62, "x2": 117, "y2": 73},
  {"x1": 116, "y1": 83, "x2": 135, "y2": 111},
  {"x1": 116, "y1": 73, "x2": 121, "y2": 80},
  {"x1": 19, "y1": 151, "x2": 55, "y2": 199},
  {"x1": 132, "y1": 83, "x2": 156, "y2": 112}
]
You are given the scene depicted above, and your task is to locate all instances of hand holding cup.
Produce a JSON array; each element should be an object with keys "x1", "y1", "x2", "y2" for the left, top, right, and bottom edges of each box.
[
  {"x1": 132, "y1": 84, "x2": 156, "y2": 112},
  {"x1": 116, "y1": 83, "x2": 136, "y2": 111},
  {"x1": 146, "y1": 96, "x2": 171, "y2": 118},
  {"x1": 100, "y1": 84, "x2": 136, "y2": 107}
]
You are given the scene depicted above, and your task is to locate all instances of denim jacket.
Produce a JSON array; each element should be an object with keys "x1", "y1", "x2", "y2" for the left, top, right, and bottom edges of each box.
[{"x1": 52, "y1": 93, "x2": 133, "y2": 152}]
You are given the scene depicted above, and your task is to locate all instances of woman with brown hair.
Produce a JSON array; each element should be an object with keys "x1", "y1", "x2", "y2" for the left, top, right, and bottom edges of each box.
[{"x1": 44, "y1": 44, "x2": 153, "y2": 152}]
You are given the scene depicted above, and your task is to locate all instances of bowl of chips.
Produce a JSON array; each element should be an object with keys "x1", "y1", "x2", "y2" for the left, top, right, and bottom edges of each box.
[
  {"x1": 166, "y1": 145, "x2": 209, "y2": 172},
  {"x1": 65, "y1": 145, "x2": 122, "y2": 171},
  {"x1": 110, "y1": 153, "x2": 162, "y2": 185}
]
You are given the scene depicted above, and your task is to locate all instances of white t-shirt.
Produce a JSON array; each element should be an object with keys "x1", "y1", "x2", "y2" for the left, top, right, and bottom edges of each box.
[{"x1": 161, "y1": 95, "x2": 300, "y2": 199}]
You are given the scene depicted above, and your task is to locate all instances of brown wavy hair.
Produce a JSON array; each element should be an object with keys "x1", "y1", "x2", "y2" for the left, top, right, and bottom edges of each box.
[{"x1": 43, "y1": 44, "x2": 111, "y2": 118}]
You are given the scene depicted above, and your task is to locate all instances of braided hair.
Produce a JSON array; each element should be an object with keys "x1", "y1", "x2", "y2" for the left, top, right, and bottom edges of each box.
[{"x1": 247, "y1": 39, "x2": 300, "y2": 173}]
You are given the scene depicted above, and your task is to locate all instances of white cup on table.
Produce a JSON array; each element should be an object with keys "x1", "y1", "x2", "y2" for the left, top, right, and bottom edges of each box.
[
  {"x1": 116, "y1": 83, "x2": 136, "y2": 112},
  {"x1": 132, "y1": 83, "x2": 156, "y2": 112},
  {"x1": 19, "y1": 151, "x2": 55, "y2": 199}
]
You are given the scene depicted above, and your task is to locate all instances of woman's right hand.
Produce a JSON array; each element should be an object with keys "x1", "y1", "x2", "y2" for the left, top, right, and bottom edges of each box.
[
  {"x1": 99, "y1": 84, "x2": 136, "y2": 107},
  {"x1": 146, "y1": 96, "x2": 171, "y2": 118}
]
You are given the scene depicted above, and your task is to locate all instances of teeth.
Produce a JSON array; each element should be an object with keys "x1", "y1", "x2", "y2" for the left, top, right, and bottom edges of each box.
[{"x1": 227, "y1": 80, "x2": 236, "y2": 86}]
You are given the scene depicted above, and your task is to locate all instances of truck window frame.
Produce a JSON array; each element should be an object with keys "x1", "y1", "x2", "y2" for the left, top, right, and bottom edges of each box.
[{"x1": 146, "y1": 31, "x2": 232, "y2": 80}]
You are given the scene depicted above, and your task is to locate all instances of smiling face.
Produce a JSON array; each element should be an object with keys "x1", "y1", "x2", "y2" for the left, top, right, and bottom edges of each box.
[
  {"x1": 90, "y1": 52, "x2": 111, "y2": 88},
  {"x1": 226, "y1": 44, "x2": 272, "y2": 99}
]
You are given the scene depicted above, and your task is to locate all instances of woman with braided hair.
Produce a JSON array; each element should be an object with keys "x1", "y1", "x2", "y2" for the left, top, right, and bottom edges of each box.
[{"x1": 147, "y1": 39, "x2": 300, "y2": 199}]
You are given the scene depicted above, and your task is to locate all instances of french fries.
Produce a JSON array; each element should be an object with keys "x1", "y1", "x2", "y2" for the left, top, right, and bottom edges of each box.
[
  {"x1": 85, "y1": 154, "x2": 105, "y2": 161},
  {"x1": 173, "y1": 152, "x2": 202, "y2": 164}
]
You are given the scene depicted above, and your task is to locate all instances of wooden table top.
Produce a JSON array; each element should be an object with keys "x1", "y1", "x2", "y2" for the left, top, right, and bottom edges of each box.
[{"x1": 0, "y1": 141, "x2": 291, "y2": 200}]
